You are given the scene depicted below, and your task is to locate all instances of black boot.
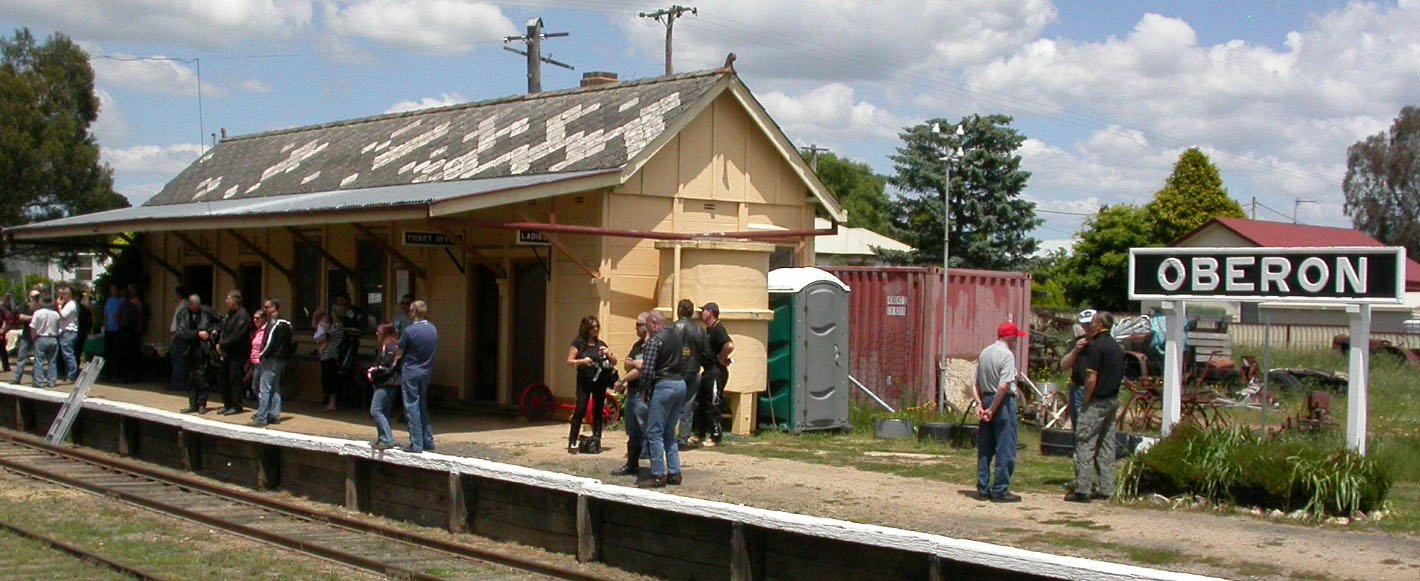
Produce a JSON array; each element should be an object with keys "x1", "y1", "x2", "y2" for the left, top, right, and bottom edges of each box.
[
  {"x1": 567, "y1": 423, "x2": 581, "y2": 454},
  {"x1": 610, "y1": 442, "x2": 640, "y2": 475}
]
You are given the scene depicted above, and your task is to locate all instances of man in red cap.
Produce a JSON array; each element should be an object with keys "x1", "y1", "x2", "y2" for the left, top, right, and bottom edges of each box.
[{"x1": 972, "y1": 320, "x2": 1029, "y2": 502}]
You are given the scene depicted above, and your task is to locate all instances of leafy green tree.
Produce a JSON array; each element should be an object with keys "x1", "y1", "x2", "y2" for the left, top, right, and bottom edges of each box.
[
  {"x1": 1025, "y1": 247, "x2": 1072, "y2": 311},
  {"x1": 0, "y1": 28, "x2": 126, "y2": 230},
  {"x1": 1143, "y1": 147, "x2": 1244, "y2": 244},
  {"x1": 888, "y1": 114, "x2": 1040, "y2": 270},
  {"x1": 802, "y1": 149, "x2": 894, "y2": 234},
  {"x1": 1055, "y1": 204, "x2": 1155, "y2": 312},
  {"x1": 1343, "y1": 106, "x2": 1420, "y2": 259}
]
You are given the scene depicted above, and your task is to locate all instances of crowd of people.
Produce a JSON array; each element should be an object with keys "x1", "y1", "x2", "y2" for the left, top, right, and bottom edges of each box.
[
  {"x1": 5, "y1": 285, "x2": 104, "y2": 388},
  {"x1": 971, "y1": 310, "x2": 1126, "y2": 504},
  {"x1": 565, "y1": 300, "x2": 735, "y2": 489}
]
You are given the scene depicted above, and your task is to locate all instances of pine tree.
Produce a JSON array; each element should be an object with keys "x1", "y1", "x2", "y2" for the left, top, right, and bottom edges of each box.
[{"x1": 1144, "y1": 147, "x2": 1244, "y2": 245}]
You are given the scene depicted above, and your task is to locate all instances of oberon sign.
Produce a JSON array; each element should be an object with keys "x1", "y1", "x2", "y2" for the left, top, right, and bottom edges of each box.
[{"x1": 1129, "y1": 247, "x2": 1405, "y2": 303}]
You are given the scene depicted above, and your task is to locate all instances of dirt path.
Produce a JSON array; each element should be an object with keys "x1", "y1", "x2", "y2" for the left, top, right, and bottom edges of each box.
[{"x1": 58, "y1": 382, "x2": 1420, "y2": 580}]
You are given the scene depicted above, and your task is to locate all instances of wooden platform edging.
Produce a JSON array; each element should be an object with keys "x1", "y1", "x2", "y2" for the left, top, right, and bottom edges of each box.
[{"x1": 0, "y1": 383, "x2": 1218, "y2": 581}]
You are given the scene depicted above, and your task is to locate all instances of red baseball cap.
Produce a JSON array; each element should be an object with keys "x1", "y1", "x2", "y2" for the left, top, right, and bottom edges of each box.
[{"x1": 997, "y1": 321, "x2": 1028, "y2": 339}]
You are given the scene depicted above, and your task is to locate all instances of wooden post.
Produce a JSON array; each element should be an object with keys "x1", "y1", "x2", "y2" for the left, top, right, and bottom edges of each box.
[
  {"x1": 730, "y1": 521, "x2": 763, "y2": 581},
  {"x1": 179, "y1": 429, "x2": 201, "y2": 471},
  {"x1": 257, "y1": 445, "x2": 282, "y2": 490},
  {"x1": 928, "y1": 554, "x2": 945, "y2": 581},
  {"x1": 448, "y1": 472, "x2": 468, "y2": 533},
  {"x1": 117, "y1": 416, "x2": 136, "y2": 456},
  {"x1": 15, "y1": 398, "x2": 33, "y2": 432},
  {"x1": 729, "y1": 392, "x2": 756, "y2": 436},
  {"x1": 576, "y1": 494, "x2": 601, "y2": 563},
  {"x1": 345, "y1": 458, "x2": 369, "y2": 511}
]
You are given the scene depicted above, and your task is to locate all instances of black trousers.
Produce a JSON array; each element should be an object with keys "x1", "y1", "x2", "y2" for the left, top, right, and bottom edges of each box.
[
  {"x1": 102, "y1": 330, "x2": 119, "y2": 380},
  {"x1": 694, "y1": 365, "x2": 728, "y2": 440},
  {"x1": 220, "y1": 350, "x2": 246, "y2": 409},
  {"x1": 186, "y1": 353, "x2": 211, "y2": 409},
  {"x1": 569, "y1": 378, "x2": 606, "y2": 444}
]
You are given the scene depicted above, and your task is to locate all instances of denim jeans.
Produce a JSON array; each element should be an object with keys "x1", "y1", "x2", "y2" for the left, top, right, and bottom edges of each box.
[
  {"x1": 34, "y1": 336, "x2": 59, "y2": 388},
  {"x1": 1069, "y1": 384, "x2": 1084, "y2": 429},
  {"x1": 977, "y1": 393, "x2": 1019, "y2": 498},
  {"x1": 646, "y1": 378, "x2": 687, "y2": 478},
  {"x1": 255, "y1": 358, "x2": 286, "y2": 424},
  {"x1": 624, "y1": 390, "x2": 649, "y2": 447},
  {"x1": 402, "y1": 374, "x2": 434, "y2": 452},
  {"x1": 676, "y1": 371, "x2": 699, "y2": 442},
  {"x1": 58, "y1": 330, "x2": 79, "y2": 381},
  {"x1": 370, "y1": 387, "x2": 398, "y2": 446},
  {"x1": 13, "y1": 340, "x2": 32, "y2": 384}
]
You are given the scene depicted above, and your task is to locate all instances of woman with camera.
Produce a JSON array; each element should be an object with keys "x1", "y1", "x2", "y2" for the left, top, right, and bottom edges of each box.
[{"x1": 566, "y1": 315, "x2": 617, "y2": 454}]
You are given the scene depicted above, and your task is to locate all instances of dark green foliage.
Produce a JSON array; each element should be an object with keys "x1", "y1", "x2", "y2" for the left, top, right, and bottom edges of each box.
[
  {"x1": 805, "y1": 149, "x2": 895, "y2": 234},
  {"x1": 888, "y1": 114, "x2": 1041, "y2": 270},
  {"x1": 1049, "y1": 204, "x2": 1154, "y2": 312},
  {"x1": 1343, "y1": 106, "x2": 1420, "y2": 260},
  {"x1": 1120, "y1": 425, "x2": 1391, "y2": 518},
  {"x1": 0, "y1": 28, "x2": 127, "y2": 229},
  {"x1": 1143, "y1": 148, "x2": 1245, "y2": 244}
]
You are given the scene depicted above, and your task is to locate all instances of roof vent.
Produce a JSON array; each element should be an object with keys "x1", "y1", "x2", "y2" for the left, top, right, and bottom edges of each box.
[{"x1": 580, "y1": 71, "x2": 618, "y2": 87}]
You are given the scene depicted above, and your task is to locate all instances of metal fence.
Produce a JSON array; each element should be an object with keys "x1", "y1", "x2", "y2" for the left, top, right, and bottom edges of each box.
[{"x1": 1229, "y1": 323, "x2": 1419, "y2": 350}]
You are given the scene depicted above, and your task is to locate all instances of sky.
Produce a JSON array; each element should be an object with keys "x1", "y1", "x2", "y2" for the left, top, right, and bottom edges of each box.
[{"x1": 3, "y1": 0, "x2": 1418, "y2": 253}]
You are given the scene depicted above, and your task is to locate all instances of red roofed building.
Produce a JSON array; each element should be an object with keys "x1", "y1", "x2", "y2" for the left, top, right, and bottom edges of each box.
[{"x1": 1171, "y1": 217, "x2": 1420, "y2": 331}]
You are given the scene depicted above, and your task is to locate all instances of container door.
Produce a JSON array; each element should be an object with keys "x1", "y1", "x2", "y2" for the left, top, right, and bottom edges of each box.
[{"x1": 798, "y1": 282, "x2": 850, "y2": 430}]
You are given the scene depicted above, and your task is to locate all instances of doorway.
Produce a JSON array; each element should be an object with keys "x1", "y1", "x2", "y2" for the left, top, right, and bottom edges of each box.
[
  {"x1": 182, "y1": 265, "x2": 214, "y2": 308},
  {"x1": 240, "y1": 265, "x2": 262, "y2": 313},
  {"x1": 510, "y1": 262, "x2": 547, "y2": 396},
  {"x1": 469, "y1": 265, "x2": 500, "y2": 401}
]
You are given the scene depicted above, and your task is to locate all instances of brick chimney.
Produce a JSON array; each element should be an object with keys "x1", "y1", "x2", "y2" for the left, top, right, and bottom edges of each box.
[{"x1": 580, "y1": 71, "x2": 618, "y2": 88}]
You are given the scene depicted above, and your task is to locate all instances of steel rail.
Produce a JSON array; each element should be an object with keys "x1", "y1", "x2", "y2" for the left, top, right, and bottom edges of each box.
[
  {"x1": 0, "y1": 518, "x2": 167, "y2": 580},
  {"x1": 0, "y1": 433, "x2": 609, "y2": 581}
]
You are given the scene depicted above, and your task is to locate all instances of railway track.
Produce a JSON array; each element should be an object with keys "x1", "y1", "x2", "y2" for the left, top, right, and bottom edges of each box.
[{"x1": 0, "y1": 432, "x2": 613, "y2": 581}]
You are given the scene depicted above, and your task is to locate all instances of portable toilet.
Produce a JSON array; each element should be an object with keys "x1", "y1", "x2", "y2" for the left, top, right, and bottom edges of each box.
[{"x1": 761, "y1": 267, "x2": 851, "y2": 432}]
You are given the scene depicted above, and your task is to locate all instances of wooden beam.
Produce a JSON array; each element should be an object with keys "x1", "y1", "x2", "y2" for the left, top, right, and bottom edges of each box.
[
  {"x1": 171, "y1": 231, "x2": 241, "y2": 283},
  {"x1": 226, "y1": 229, "x2": 295, "y2": 283},
  {"x1": 285, "y1": 227, "x2": 358, "y2": 281},
  {"x1": 351, "y1": 223, "x2": 426, "y2": 280},
  {"x1": 515, "y1": 210, "x2": 600, "y2": 280},
  {"x1": 430, "y1": 222, "x2": 507, "y2": 278},
  {"x1": 118, "y1": 233, "x2": 182, "y2": 278}
]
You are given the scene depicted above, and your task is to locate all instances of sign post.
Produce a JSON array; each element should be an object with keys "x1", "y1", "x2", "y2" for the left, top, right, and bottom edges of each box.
[{"x1": 1129, "y1": 246, "x2": 1404, "y2": 452}]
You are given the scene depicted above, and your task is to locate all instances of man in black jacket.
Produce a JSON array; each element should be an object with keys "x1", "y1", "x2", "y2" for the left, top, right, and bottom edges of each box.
[
  {"x1": 672, "y1": 299, "x2": 707, "y2": 448},
  {"x1": 175, "y1": 294, "x2": 218, "y2": 414},
  {"x1": 637, "y1": 311, "x2": 687, "y2": 488},
  {"x1": 217, "y1": 290, "x2": 253, "y2": 416},
  {"x1": 250, "y1": 299, "x2": 293, "y2": 427}
]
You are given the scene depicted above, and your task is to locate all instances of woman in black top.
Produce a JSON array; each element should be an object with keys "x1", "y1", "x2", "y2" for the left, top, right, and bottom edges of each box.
[
  {"x1": 366, "y1": 323, "x2": 401, "y2": 450},
  {"x1": 565, "y1": 315, "x2": 617, "y2": 453}
]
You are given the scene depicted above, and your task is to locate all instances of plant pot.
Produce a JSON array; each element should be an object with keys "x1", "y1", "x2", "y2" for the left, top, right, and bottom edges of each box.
[
  {"x1": 1039, "y1": 428, "x2": 1148, "y2": 459},
  {"x1": 873, "y1": 418, "x2": 914, "y2": 440},
  {"x1": 919, "y1": 422, "x2": 978, "y2": 448}
]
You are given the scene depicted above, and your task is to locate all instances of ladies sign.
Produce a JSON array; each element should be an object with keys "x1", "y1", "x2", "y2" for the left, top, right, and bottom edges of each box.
[{"x1": 1129, "y1": 247, "x2": 1405, "y2": 303}]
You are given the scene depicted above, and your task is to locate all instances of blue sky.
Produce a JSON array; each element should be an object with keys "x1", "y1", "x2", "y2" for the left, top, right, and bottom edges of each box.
[{"x1": 3, "y1": 1, "x2": 1417, "y2": 251}]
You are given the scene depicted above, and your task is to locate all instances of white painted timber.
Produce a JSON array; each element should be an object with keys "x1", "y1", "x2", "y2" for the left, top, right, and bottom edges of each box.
[{"x1": 0, "y1": 381, "x2": 1217, "y2": 581}]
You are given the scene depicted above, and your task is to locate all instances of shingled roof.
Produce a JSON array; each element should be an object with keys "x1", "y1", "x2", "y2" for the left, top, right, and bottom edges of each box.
[
  {"x1": 7, "y1": 68, "x2": 844, "y2": 240},
  {"x1": 148, "y1": 70, "x2": 724, "y2": 205}
]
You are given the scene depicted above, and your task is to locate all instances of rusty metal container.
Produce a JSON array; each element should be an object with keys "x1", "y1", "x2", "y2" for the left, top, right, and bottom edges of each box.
[{"x1": 821, "y1": 266, "x2": 1032, "y2": 408}]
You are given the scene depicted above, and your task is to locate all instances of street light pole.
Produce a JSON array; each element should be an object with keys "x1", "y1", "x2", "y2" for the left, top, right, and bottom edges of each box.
[{"x1": 932, "y1": 122, "x2": 964, "y2": 410}]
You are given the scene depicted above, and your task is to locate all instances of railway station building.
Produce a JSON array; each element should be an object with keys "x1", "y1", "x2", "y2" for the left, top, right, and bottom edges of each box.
[{"x1": 4, "y1": 67, "x2": 846, "y2": 433}]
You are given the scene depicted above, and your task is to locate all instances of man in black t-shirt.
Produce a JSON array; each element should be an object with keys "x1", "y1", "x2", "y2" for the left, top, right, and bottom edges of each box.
[
  {"x1": 672, "y1": 299, "x2": 708, "y2": 448},
  {"x1": 696, "y1": 302, "x2": 735, "y2": 444},
  {"x1": 1066, "y1": 310, "x2": 1126, "y2": 503}
]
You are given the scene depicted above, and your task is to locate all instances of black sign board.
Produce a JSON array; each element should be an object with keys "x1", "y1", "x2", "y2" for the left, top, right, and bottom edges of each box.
[
  {"x1": 1129, "y1": 247, "x2": 1405, "y2": 303},
  {"x1": 403, "y1": 231, "x2": 455, "y2": 247},
  {"x1": 516, "y1": 229, "x2": 551, "y2": 246}
]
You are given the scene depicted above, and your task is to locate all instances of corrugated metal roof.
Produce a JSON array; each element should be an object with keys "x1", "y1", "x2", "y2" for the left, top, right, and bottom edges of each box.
[
  {"x1": 6, "y1": 169, "x2": 616, "y2": 238},
  {"x1": 1177, "y1": 217, "x2": 1420, "y2": 291},
  {"x1": 147, "y1": 71, "x2": 725, "y2": 206}
]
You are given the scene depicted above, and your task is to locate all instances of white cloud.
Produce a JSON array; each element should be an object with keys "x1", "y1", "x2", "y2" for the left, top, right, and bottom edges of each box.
[
  {"x1": 103, "y1": 144, "x2": 205, "y2": 177},
  {"x1": 0, "y1": 0, "x2": 313, "y2": 49},
  {"x1": 385, "y1": 93, "x2": 467, "y2": 114},
  {"x1": 89, "y1": 48, "x2": 271, "y2": 98},
  {"x1": 619, "y1": 0, "x2": 1056, "y2": 82},
  {"x1": 758, "y1": 83, "x2": 908, "y2": 145},
  {"x1": 92, "y1": 89, "x2": 129, "y2": 144},
  {"x1": 117, "y1": 182, "x2": 166, "y2": 207},
  {"x1": 326, "y1": 0, "x2": 517, "y2": 55}
]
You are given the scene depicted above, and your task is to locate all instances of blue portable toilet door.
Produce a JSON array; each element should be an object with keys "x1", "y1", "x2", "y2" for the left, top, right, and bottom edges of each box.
[{"x1": 798, "y1": 281, "x2": 850, "y2": 430}]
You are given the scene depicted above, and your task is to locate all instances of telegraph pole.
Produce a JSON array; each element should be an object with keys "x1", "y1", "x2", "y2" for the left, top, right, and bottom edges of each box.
[
  {"x1": 503, "y1": 17, "x2": 573, "y2": 93},
  {"x1": 804, "y1": 144, "x2": 829, "y2": 171},
  {"x1": 639, "y1": 5, "x2": 697, "y2": 75}
]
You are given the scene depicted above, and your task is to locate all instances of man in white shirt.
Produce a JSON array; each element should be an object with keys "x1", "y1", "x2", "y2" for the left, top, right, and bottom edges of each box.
[
  {"x1": 56, "y1": 287, "x2": 80, "y2": 383},
  {"x1": 29, "y1": 296, "x2": 61, "y2": 388}
]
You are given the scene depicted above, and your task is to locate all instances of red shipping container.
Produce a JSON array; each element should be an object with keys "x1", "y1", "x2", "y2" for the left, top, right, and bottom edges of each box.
[{"x1": 822, "y1": 266, "x2": 1032, "y2": 409}]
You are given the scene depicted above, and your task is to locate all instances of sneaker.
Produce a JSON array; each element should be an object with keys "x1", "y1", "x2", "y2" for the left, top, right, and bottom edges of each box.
[
  {"x1": 1090, "y1": 492, "x2": 1112, "y2": 501},
  {"x1": 666, "y1": 473, "x2": 683, "y2": 485},
  {"x1": 687, "y1": 436, "x2": 702, "y2": 447},
  {"x1": 371, "y1": 441, "x2": 396, "y2": 451},
  {"x1": 401, "y1": 446, "x2": 423, "y2": 454},
  {"x1": 1063, "y1": 492, "x2": 1091, "y2": 503},
  {"x1": 609, "y1": 465, "x2": 639, "y2": 476},
  {"x1": 636, "y1": 476, "x2": 666, "y2": 489},
  {"x1": 245, "y1": 420, "x2": 268, "y2": 428},
  {"x1": 990, "y1": 493, "x2": 1023, "y2": 503}
]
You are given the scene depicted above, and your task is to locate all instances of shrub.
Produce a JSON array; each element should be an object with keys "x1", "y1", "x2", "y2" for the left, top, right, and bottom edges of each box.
[{"x1": 1118, "y1": 425, "x2": 1391, "y2": 518}]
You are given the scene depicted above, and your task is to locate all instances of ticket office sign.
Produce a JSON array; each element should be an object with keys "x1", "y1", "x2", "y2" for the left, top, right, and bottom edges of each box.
[{"x1": 1129, "y1": 247, "x2": 1405, "y2": 303}]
